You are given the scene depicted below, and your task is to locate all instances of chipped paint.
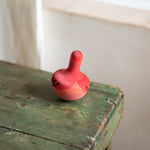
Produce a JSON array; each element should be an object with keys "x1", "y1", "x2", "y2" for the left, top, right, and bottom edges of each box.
[
  {"x1": 64, "y1": 108, "x2": 77, "y2": 116},
  {"x1": 86, "y1": 136, "x2": 95, "y2": 142},
  {"x1": 5, "y1": 131, "x2": 16, "y2": 135},
  {"x1": 0, "y1": 61, "x2": 124, "y2": 150}
]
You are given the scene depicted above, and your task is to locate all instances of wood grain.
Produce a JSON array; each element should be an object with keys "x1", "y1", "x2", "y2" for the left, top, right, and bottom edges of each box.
[
  {"x1": 0, "y1": 61, "x2": 124, "y2": 149},
  {"x1": 0, "y1": 127, "x2": 78, "y2": 150}
]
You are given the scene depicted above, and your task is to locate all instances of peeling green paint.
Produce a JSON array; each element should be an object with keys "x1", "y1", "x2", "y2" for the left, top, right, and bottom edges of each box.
[{"x1": 0, "y1": 61, "x2": 124, "y2": 150}]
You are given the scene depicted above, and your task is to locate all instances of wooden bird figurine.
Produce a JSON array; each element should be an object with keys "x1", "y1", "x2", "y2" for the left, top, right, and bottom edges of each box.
[{"x1": 51, "y1": 50, "x2": 90, "y2": 101}]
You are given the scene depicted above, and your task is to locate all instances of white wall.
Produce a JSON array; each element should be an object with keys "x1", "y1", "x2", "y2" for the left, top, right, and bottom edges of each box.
[
  {"x1": 42, "y1": 8, "x2": 150, "y2": 150},
  {"x1": 94, "y1": 0, "x2": 150, "y2": 10}
]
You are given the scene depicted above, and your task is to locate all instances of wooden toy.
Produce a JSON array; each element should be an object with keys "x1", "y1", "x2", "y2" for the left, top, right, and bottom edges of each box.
[{"x1": 52, "y1": 50, "x2": 90, "y2": 101}]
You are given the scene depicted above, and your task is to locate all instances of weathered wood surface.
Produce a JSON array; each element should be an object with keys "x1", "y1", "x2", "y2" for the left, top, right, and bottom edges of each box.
[
  {"x1": 0, "y1": 127, "x2": 78, "y2": 150},
  {"x1": 0, "y1": 61, "x2": 124, "y2": 150},
  {"x1": 95, "y1": 101, "x2": 123, "y2": 150},
  {"x1": 105, "y1": 141, "x2": 111, "y2": 150}
]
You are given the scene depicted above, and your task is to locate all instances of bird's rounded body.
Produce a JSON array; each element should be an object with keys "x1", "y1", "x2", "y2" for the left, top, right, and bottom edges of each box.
[{"x1": 51, "y1": 50, "x2": 90, "y2": 101}]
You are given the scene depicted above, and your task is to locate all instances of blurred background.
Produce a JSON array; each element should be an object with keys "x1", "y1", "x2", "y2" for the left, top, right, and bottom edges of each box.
[{"x1": 0, "y1": 0, "x2": 150, "y2": 149}]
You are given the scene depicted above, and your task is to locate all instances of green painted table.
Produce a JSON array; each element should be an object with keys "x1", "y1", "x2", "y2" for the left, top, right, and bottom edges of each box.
[{"x1": 0, "y1": 61, "x2": 124, "y2": 150}]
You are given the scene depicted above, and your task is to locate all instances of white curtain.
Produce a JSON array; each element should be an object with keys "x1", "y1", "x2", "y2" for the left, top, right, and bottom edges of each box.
[{"x1": 0, "y1": 0, "x2": 42, "y2": 68}]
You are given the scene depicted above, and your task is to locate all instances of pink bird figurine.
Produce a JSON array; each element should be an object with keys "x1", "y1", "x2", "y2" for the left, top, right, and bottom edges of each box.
[{"x1": 51, "y1": 50, "x2": 90, "y2": 101}]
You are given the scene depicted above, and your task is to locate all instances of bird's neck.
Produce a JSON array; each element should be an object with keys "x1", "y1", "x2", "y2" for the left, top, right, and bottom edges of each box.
[
  {"x1": 67, "y1": 56, "x2": 82, "y2": 76},
  {"x1": 67, "y1": 60, "x2": 81, "y2": 74}
]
